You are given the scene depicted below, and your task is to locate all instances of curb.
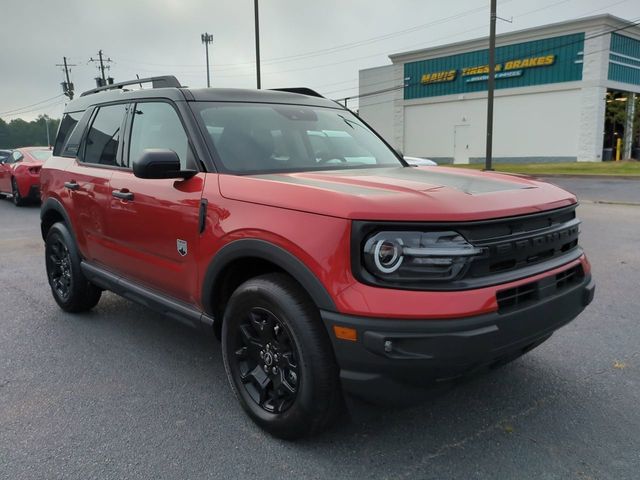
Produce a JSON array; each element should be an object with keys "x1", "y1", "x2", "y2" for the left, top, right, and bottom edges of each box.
[
  {"x1": 581, "y1": 200, "x2": 640, "y2": 207},
  {"x1": 532, "y1": 174, "x2": 640, "y2": 180}
]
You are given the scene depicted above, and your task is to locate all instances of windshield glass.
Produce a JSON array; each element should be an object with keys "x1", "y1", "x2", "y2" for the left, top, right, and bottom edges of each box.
[
  {"x1": 194, "y1": 103, "x2": 402, "y2": 173},
  {"x1": 30, "y1": 150, "x2": 51, "y2": 161}
]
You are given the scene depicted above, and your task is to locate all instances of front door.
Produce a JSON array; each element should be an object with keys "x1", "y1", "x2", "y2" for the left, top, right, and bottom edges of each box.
[
  {"x1": 105, "y1": 101, "x2": 204, "y2": 304},
  {"x1": 454, "y1": 124, "x2": 470, "y2": 164}
]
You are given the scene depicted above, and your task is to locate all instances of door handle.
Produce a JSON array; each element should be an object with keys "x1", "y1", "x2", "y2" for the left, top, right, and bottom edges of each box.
[
  {"x1": 112, "y1": 189, "x2": 134, "y2": 201},
  {"x1": 64, "y1": 181, "x2": 79, "y2": 191}
]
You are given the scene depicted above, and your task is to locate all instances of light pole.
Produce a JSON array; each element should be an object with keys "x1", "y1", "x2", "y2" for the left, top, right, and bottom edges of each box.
[
  {"x1": 201, "y1": 32, "x2": 213, "y2": 88},
  {"x1": 254, "y1": 0, "x2": 261, "y2": 89},
  {"x1": 43, "y1": 116, "x2": 50, "y2": 147},
  {"x1": 484, "y1": 0, "x2": 497, "y2": 171}
]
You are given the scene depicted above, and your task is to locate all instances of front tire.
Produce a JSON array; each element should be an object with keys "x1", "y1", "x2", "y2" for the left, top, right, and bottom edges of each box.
[
  {"x1": 45, "y1": 222, "x2": 102, "y2": 312},
  {"x1": 222, "y1": 273, "x2": 343, "y2": 439},
  {"x1": 11, "y1": 178, "x2": 26, "y2": 206}
]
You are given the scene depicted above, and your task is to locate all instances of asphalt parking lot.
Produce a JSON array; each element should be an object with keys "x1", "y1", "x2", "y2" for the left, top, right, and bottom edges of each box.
[{"x1": 1, "y1": 179, "x2": 639, "y2": 480}]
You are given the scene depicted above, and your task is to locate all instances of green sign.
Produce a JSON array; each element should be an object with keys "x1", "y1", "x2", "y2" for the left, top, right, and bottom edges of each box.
[{"x1": 404, "y1": 33, "x2": 584, "y2": 99}]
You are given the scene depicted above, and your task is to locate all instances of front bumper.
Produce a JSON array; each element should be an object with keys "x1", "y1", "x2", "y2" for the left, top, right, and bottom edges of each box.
[{"x1": 322, "y1": 272, "x2": 594, "y2": 402}]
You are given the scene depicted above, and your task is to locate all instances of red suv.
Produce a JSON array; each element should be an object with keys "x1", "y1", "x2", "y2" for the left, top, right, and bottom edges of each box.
[{"x1": 40, "y1": 76, "x2": 594, "y2": 439}]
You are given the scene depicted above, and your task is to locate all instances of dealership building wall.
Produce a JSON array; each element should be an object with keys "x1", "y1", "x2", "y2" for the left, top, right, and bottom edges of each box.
[{"x1": 358, "y1": 15, "x2": 640, "y2": 163}]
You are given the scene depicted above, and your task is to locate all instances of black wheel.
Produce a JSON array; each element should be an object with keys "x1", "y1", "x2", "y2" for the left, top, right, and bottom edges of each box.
[
  {"x1": 45, "y1": 222, "x2": 102, "y2": 312},
  {"x1": 11, "y1": 178, "x2": 26, "y2": 206},
  {"x1": 222, "y1": 273, "x2": 343, "y2": 439}
]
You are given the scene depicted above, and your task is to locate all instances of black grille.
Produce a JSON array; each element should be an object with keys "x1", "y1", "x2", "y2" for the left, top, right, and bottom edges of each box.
[
  {"x1": 497, "y1": 264, "x2": 584, "y2": 313},
  {"x1": 351, "y1": 204, "x2": 582, "y2": 291},
  {"x1": 459, "y1": 205, "x2": 580, "y2": 279}
]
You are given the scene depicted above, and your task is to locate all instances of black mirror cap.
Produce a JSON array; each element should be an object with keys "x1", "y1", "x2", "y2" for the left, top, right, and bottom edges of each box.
[{"x1": 133, "y1": 149, "x2": 196, "y2": 179}]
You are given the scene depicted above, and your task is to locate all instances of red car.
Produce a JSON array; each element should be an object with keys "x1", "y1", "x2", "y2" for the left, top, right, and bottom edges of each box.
[
  {"x1": 40, "y1": 76, "x2": 594, "y2": 439},
  {"x1": 0, "y1": 146, "x2": 50, "y2": 206}
]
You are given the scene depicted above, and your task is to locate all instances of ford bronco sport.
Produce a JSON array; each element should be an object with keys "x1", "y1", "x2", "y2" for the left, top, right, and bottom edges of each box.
[{"x1": 41, "y1": 76, "x2": 594, "y2": 439}]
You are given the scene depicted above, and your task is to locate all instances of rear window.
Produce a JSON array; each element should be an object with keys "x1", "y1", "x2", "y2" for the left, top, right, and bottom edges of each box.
[
  {"x1": 53, "y1": 111, "x2": 83, "y2": 156},
  {"x1": 193, "y1": 103, "x2": 401, "y2": 174}
]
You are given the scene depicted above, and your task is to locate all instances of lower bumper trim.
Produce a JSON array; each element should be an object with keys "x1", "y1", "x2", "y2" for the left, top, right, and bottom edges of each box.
[{"x1": 321, "y1": 274, "x2": 594, "y2": 401}]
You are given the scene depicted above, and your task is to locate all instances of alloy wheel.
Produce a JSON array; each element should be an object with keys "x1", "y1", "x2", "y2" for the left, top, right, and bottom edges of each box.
[
  {"x1": 233, "y1": 307, "x2": 299, "y2": 414},
  {"x1": 47, "y1": 239, "x2": 72, "y2": 301}
]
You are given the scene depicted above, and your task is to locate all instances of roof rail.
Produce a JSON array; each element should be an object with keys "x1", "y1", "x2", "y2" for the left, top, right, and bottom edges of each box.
[
  {"x1": 80, "y1": 75, "x2": 182, "y2": 97},
  {"x1": 269, "y1": 87, "x2": 325, "y2": 98}
]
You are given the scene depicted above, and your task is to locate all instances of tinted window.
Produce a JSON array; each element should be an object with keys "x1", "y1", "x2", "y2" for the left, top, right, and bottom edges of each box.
[
  {"x1": 129, "y1": 102, "x2": 192, "y2": 170},
  {"x1": 195, "y1": 103, "x2": 401, "y2": 174},
  {"x1": 53, "y1": 111, "x2": 82, "y2": 156},
  {"x1": 82, "y1": 104, "x2": 127, "y2": 166},
  {"x1": 0, "y1": 151, "x2": 9, "y2": 162}
]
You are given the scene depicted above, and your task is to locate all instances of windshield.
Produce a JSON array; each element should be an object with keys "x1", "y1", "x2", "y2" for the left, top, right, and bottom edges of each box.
[
  {"x1": 30, "y1": 150, "x2": 51, "y2": 161},
  {"x1": 194, "y1": 103, "x2": 403, "y2": 174}
]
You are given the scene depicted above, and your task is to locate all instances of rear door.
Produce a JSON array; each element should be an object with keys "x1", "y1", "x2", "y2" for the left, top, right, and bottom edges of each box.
[
  {"x1": 65, "y1": 103, "x2": 128, "y2": 262},
  {"x1": 106, "y1": 100, "x2": 205, "y2": 304}
]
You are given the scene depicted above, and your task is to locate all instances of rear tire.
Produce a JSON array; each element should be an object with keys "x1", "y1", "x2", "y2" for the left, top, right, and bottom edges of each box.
[
  {"x1": 11, "y1": 178, "x2": 26, "y2": 206},
  {"x1": 45, "y1": 222, "x2": 102, "y2": 312},
  {"x1": 221, "y1": 273, "x2": 343, "y2": 439}
]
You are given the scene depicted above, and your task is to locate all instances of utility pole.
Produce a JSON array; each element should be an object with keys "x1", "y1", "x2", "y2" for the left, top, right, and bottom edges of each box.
[
  {"x1": 43, "y1": 116, "x2": 50, "y2": 147},
  {"x1": 201, "y1": 33, "x2": 213, "y2": 87},
  {"x1": 484, "y1": 0, "x2": 497, "y2": 171},
  {"x1": 254, "y1": 0, "x2": 261, "y2": 89},
  {"x1": 56, "y1": 57, "x2": 76, "y2": 100},
  {"x1": 89, "y1": 50, "x2": 113, "y2": 87}
]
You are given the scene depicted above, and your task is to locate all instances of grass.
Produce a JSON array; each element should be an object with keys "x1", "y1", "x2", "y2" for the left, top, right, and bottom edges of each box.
[{"x1": 449, "y1": 160, "x2": 640, "y2": 176}]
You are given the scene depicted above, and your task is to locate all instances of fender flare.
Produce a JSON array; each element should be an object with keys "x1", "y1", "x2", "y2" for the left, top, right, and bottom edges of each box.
[
  {"x1": 40, "y1": 197, "x2": 75, "y2": 242},
  {"x1": 201, "y1": 239, "x2": 337, "y2": 316}
]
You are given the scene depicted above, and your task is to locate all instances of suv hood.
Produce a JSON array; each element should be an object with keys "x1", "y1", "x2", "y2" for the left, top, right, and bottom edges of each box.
[{"x1": 219, "y1": 166, "x2": 576, "y2": 221}]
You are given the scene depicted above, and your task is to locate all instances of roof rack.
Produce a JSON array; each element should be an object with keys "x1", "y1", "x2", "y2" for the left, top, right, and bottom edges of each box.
[
  {"x1": 80, "y1": 75, "x2": 182, "y2": 97},
  {"x1": 269, "y1": 87, "x2": 325, "y2": 98}
]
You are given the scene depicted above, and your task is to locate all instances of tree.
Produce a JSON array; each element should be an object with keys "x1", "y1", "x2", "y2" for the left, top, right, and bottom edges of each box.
[{"x1": 0, "y1": 115, "x2": 60, "y2": 149}]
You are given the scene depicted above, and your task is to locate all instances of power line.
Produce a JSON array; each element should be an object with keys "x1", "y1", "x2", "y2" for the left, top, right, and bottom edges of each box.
[
  {"x1": 0, "y1": 94, "x2": 65, "y2": 116},
  {"x1": 342, "y1": 16, "x2": 640, "y2": 108},
  {"x1": 319, "y1": 0, "x2": 635, "y2": 104},
  {"x1": 1, "y1": 97, "x2": 65, "y2": 119},
  {"x1": 115, "y1": 2, "x2": 510, "y2": 72}
]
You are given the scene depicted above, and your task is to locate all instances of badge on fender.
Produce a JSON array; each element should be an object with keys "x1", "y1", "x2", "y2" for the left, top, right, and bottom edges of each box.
[{"x1": 177, "y1": 239, "x2": 188, "y2": 257}]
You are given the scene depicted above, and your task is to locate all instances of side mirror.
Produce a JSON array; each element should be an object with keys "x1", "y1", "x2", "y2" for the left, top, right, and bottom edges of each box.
[{"x1": 133, "y1": 149, "x2": 196, "y2": 179}]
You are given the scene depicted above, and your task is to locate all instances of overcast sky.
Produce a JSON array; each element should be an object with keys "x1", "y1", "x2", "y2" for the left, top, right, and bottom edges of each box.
[{"x1": 1, "y1": 0, "x2": 638, "y2": 121}]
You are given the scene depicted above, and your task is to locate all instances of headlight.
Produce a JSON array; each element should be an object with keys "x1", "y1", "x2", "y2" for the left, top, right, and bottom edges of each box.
[{"x1": 363, "y1": 231, "x2": 484, "y2": 282}]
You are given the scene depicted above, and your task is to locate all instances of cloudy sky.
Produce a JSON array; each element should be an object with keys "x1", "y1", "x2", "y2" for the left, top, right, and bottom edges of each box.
[{"x1": 1, "y1": 0, "x2": 638, "y2": 121}]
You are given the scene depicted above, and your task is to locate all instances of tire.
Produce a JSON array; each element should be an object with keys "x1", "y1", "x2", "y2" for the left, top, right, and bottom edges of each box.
[
  {"x1": 11, "y1": 178, "x2": 26, "y2": 206},
  {"x1": 45, "y1": 222, "x2": 102, "y2": 313},
  {"x1": 221, "y1": 273, "x2": 343, "y2": 439}
]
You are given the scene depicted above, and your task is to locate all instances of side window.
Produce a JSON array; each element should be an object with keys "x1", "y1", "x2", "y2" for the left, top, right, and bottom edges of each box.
[
  {"x1": 128, "y1": 102, "x2": 192, "y2": 170},
  {"x1": 82, "y1": 104, "x2": 127, "y2": 166},
  {"x1": 53, "y1": 111, "x2": 83, "y2": 156},
  {"x1": 12, "y1": 151, "x2": 23, "y2": 163}
]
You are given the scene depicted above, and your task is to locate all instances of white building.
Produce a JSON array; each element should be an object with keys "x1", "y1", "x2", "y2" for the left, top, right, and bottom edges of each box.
[{"x1": 358, "y1": 14, "x2": 640, "y2": 163}]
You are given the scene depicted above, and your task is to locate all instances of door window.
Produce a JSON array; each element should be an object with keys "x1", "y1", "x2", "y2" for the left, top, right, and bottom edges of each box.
[
  {"x1": 128, "y1": 102, "x2": 193, "y2": 170},
  {"x1": 82, "y1": 104, "x2": 127, "y2": 166}
]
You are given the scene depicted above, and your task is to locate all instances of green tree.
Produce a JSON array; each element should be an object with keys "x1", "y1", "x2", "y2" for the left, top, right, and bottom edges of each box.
[{"x1": 0, "y1": 115, "x2": 60, "y2": 149}]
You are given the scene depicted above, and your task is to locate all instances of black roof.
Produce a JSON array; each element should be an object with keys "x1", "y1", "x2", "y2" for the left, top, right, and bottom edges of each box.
[{"x1": 65, "y1": 83, "x2": 342, "y2": 113}]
